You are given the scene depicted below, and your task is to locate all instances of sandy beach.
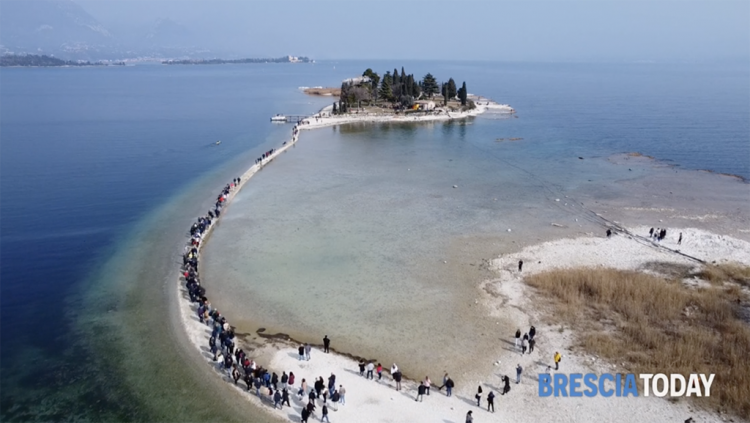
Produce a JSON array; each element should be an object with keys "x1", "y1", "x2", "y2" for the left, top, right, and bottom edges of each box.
[{"x1": 175, "y1": 101, "x2": 749, "y2": 423}]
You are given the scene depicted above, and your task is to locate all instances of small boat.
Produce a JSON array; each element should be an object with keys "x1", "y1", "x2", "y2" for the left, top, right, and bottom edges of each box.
[
  {"x1": 215, "y1": 140, "x2": 221, "y2": 145},
  {"x1": 270, "y1": 114, "x2": 287, "y2": 122}
]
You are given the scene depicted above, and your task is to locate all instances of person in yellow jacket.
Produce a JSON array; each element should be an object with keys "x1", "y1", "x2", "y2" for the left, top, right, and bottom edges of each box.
[{"x1": 554, "y1": 352, "x2": 562, "y2": 370}]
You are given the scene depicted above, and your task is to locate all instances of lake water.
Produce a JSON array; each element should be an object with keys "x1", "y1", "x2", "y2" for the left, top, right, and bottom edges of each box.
[{"x1": 1, "y1": 61, "x2": 748, "y2": 421}]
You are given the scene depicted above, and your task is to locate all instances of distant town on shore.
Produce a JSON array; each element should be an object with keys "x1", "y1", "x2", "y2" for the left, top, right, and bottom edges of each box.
[{"x1": 0, "y1": 54, "x2": 312, "y2": 67}]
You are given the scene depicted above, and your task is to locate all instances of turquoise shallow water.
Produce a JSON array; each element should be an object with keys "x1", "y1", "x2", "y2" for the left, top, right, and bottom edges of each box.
[{"x1": 1, "y1": 61, "x2": 748, "y2": 421}]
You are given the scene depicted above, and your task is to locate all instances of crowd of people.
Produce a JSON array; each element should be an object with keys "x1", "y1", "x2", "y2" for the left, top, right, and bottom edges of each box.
[
  {"x1": 179, "y1": 121, "x2": 569, "y2": 423},
  {"x1": 648, "y1": 226, "x2": 682, "y2": 244},
  {"x1": 181, "y1": 125, "x2": 349, "y2": 423}
]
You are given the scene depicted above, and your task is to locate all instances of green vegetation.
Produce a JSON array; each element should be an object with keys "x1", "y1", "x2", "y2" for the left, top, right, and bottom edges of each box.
[
  {"x1": 334, "y1": 66, "x2": 473, "y2": 115},
  {"x1": 524, "y1": 266, "x2": 750, "y2": 419},
  {"x1": 0, "y1": 54, "x2": 122, "y2": 67}
]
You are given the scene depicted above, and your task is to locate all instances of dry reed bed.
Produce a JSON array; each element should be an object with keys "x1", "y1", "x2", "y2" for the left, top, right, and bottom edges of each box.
[{"x1": 524, "y1": 267, "x2": 750, "y2": 419}]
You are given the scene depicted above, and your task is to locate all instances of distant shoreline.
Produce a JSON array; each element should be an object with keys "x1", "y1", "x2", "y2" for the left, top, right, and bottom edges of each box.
[
  {"x1": 162, "y1": 56, "x2": 311, "y2": 65},
  {"x1": 0, "y1": 54, "x2": 125, "y2": 68}
]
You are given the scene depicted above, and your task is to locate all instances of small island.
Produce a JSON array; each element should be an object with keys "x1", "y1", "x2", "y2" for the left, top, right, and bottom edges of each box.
[
  {"x1": 0, "y1": 54, "x2": 124, "y2": 67},
  {"x1": 162, "y1": 55, "x2": 312, "y2": 65},
  {"x1": 296, "y1": 66, "x2": 513, "y2": 128}
]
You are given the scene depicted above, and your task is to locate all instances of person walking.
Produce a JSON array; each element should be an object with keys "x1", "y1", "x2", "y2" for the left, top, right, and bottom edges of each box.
[
  {"x1": 281, "y1": 371, "x2": 289, "y2": 390},
  {"x1": 376, "y1": 363, "x2": 383, "y2": 380},
  {"x1": 424, "y1": 376, "x2": 431, "y2": 395},
  {"x1": 529, "y1": 325, "x2": 536, "y2": 340},
  {"x1": 323, "y1": 335, "x2": 331, "y2": 353},
  {"x1": 358, "y1": 360, "x2": 365, "y2": 376},
  {"x1": 475, "y1": 385, "x2": 483, "y2": 407},
  {"x1": 314, "y1": 377, "x2": 324, "y2": 399},
  {"x1": 338, "y1": 385, "x2": 346, "y2": 405},
  {"x1": 516, "y1": 364, "x2": 523, "y2": 384},
  {"x1": 366, "y1": 362, "x2": 374, "y2": 380},
  {"x1": 298, "y1": 378, "x2": 308, "y2": 398},
  {"x1": 466, "y1": 410, "x2": 473, "y2": 423},
  {"x1": 321, "y1": 404, "x2": 330, "y2": 422},
  {"x1": 308, "y1": 388, "x2": 317, "y2": 404},
  {"x1": 327, "y1": 373, "x2": 336, "y2": 396},
  {"x1": 305, "y1": 343, "x2": 312, "y2": 361},
  {"x1": 514, "y1": 329, "x2": 521, "y2": 349},
  {"x1": 301, "y1": 407, "x2": 310, "y2": 423},
  {"x1": 282, "y1": 388, "x2": 291, "y2": 408},
  {"x1": 445, "y1": 376, "x2": 454, "y2": 397},
  {"x1": 273, "y1": 389, "x2": 282, "y2": 409},
  {"x1": 330, "y1": 390, "x2": 340, "y2": 411},
  {"x1": 554, "y1": 351, "x2": 562, "y2": 371},
  {"x1": 393, "y1": 370, "x2": 402, "y2": 391},
  {"x1": 415, "y1": 381, "x2": 426, "y2": 402},
  {"x1": 298, "y1": 345, "x2": 305, "y2": 361},
  {"x1": 440, "y1": 372, "x2": 449, "y2": 391},
  {"x1": 487, "y1": 391, "x2": 495, "y2": 412},
  {"x1": 502, "y1": 375, "x2": 511, "y2": 395},
  {"x1": 518, "y1": 260, "x2": 523, "y2": 271},
  {"x1": 678, "y1": 232, "x2": 683, "y2": 245},
  {"x1": 521, "y1": 336, "x2": 528, "y2": 355},
  {"x1": 528, "y1": 337, "x2": 536, "y2": 354}
]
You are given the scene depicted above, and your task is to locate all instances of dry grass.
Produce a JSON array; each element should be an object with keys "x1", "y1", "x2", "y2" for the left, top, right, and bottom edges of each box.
[
  {"x1": 524, "y1": 268, "x2": 750, "y2": 419},
  {"x1": 696, "y1": 262, "x2": 750, "y2": 287}
]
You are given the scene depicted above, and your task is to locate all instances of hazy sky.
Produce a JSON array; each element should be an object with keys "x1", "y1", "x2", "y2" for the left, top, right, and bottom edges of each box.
[{"x1": 75, "y1": 0, "x2": 750, "y2": 62}]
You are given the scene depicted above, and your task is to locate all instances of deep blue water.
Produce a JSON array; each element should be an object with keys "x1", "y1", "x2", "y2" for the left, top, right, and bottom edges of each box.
[{"x1": 1, "y1": 61, "x2": 748, "y2": 421}]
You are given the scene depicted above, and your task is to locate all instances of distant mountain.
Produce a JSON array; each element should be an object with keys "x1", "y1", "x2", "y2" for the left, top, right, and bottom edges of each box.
[
  {"x1": 0, "y1": 0, "x2": 310, "y2": 61},
  {"x1": 0, "y1": 0, "x2": 114, "y2": 58}
]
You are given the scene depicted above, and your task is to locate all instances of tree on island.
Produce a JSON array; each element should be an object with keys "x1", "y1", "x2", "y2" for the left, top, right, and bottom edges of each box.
[
  {"x1": 441, "y1": 83, "x2": 449, "y2": 106},
  {"x1": 447, "y1": 78, "x2": 457, "y2": 100},
  {"x1": 379, "y1": 72, "x2": 393, "y2": 101},
  {"x1": 422, "y1": 73, "x2": 439, "y2": 98},
  {"x1": 332, "y1": 102, "x2": 338, "y2": 114},
  {"x1": 457, "y1": 81, "x2": 468, "y2": 106},
  {"x1": 362, "y1": 68, "x2": 380, "y2": 96}
]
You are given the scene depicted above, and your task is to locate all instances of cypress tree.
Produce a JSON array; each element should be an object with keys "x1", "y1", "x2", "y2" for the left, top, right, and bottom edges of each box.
[
  {"x1": 447, "y1": 78, "x2": 457, "y2": 99},
  {"x1": 459, "y1": 81, "x2": 467, "y2": 106},
  {"x1": 379, "y1": 72, "x2": 393, "y2": 101}
]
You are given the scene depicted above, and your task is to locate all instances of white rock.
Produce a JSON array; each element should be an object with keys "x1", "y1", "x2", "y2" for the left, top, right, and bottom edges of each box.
[
  {"x1": 453, "y1": 185, "x2": 458, "y2": 188},
  {"x1": 555, "y1": 198, "x2": 560, "y2": 202},
  {"x1": 507, "y1": 228, "x2": 512, "y2": 232}
]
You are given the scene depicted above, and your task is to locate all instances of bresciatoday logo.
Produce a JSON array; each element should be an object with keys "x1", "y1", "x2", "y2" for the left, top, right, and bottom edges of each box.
[{"x1": 539, "y1": 373, "x2": 715, "y2": 397}]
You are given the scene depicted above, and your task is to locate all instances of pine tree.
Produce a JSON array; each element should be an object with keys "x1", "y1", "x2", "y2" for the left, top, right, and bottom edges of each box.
[
  {"x1": 393, "y1": 68, "x2": 400, "y2": 85},
  {"x1": 422, "y1": 73, "x2": 439, "y2": 98},
  {"x1": 441, "y1": 83, "x2": 448, "y2": 105}
]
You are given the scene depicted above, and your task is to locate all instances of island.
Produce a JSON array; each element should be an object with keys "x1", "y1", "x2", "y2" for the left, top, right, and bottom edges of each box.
[{"x1": 296, "y1": 66, "x2": 514, "y2": 127}]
